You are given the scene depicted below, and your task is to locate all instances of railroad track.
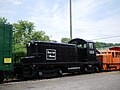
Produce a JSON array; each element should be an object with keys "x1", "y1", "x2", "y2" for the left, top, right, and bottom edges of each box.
[{"x1": 2, "y1": 70, "x2": 120, "y2": 84}]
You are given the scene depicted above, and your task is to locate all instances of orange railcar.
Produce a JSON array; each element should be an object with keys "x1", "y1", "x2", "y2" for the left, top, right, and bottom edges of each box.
[{"x1": 97, "y1": 50, "x2": 120, "y2": 71}]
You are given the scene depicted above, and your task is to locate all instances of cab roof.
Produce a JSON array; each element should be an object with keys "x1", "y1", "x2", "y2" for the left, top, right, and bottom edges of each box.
[{"x1": 68, "y1": 38, "x2": 94, "y2": 44}]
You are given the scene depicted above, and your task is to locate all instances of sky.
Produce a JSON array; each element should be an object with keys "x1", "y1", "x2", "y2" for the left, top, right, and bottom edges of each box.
[{"x1": 0, "y1": 0, "x2": 120, "y2": 43}]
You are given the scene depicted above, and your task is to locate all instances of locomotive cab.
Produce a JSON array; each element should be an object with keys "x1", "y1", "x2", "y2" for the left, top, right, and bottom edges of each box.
[{"x1": 69, "y1": 38, "x2": 97, "y2": 62}]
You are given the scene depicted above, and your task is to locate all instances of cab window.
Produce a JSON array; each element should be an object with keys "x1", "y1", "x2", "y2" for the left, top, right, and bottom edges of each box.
[
  {"x1": 115, "y1": 52, "x2": 119, "y2": 58},
  {"x1": 77, "y1": 44, "x2": 86, "y2": 48},
  {"x1": 89, "y1": 43, "x2": 94, "y2": 49},
  {"x1": 112, "y1": 52, "x2": 114, "y2": 57}
]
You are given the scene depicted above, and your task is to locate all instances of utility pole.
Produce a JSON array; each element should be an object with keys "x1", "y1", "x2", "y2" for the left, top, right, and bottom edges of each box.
[{"x1": 69, "y1": 0, "x2": 72, "y2": 40}]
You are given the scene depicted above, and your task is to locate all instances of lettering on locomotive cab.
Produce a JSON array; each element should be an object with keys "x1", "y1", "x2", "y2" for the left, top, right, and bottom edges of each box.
[{"x1": 46, "y1": 49, "x2": 56, "y2": 60}]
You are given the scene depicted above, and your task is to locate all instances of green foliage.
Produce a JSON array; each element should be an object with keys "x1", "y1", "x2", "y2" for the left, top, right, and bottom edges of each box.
[
  {"x1": 96, "y1": 41, "x2": 120, "y2": 49},
  {"x1": 12, "y1": 44, "x2": 26, "y2": 63},
  {"x1": 13, "y1": 20, "x2": 35, "y2": 45},
  {"x1": 61, "y1": 37, "x2": 70, "y2": 43},
  {"x1": 12, "y1": 20, "x2": 35, "y2": 62},
  {"x1": 0, "y1": 17, "x2": 8, "y2": 24},
  {"x1": 32, "y1": 31, "x2": 50, "y2": 41}
]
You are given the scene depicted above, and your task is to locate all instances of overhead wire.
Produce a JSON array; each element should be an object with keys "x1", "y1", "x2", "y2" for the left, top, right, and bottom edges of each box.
[{"x1": 92, "y1": 34, "x2": 120, "y2": 41}]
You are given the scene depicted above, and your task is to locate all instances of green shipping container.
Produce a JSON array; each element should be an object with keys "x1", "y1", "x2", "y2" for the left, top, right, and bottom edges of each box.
[{"x1": 0, "y1": 24, "x2": 13, "y2": 72}]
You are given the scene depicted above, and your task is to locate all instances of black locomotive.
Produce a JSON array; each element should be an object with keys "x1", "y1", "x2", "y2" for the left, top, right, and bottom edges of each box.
[{"x1": 15, "y1": 38, "x2": 101, "y2": 79}]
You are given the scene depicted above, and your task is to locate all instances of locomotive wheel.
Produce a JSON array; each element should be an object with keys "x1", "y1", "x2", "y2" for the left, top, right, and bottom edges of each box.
[
  {"x1": 38, "y1": 71, "x2": 43, "y2": 77},
  {"x1": 84, "y1": 67, "x2": 88, "y2": 73},
  {"x1": 81, "y1": 66, "x2": 89, "y2": 73},
  {"x1": 95, "y1": 66, "x2": 100, "y2": 72},
  {"x1": 58, "y1": 70, "x2": 62, "y2": 76},
  {"x1": 0, "y1": 71, "x2": 4, "y2": 83},
  {"x1": 34, "y1": 71, "x2": 43, "y2": 79},
  {"x1": 83, "y1": 66, "x2": 93, "y2": 73},
  {"x1": 94, "y1": 65, "x2": 102, "y2": 73}
]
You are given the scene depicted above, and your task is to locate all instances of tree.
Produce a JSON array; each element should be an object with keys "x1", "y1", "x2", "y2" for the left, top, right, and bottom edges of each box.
[
  {"x1": 96, "y1": 41, "x2": 120, "y2": 50},
  {"x1": 61, "y1": 37, "x2": 70, "y2": 43},
  {"x1": 13, "y1": 20, "x2": 35, "y2": 62},
  {"x1": 13, "y1": 20, "x2": 35, "y2": 45},
  {"x1": 0, "y1": 17, "x2": 9, "y2": 24},
  {"x1": 96, "y1": 42, "x2": 101, "y2": 48},
  {"x1": 31, "y1": 31, "x2": 50, "y2": 41}
]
